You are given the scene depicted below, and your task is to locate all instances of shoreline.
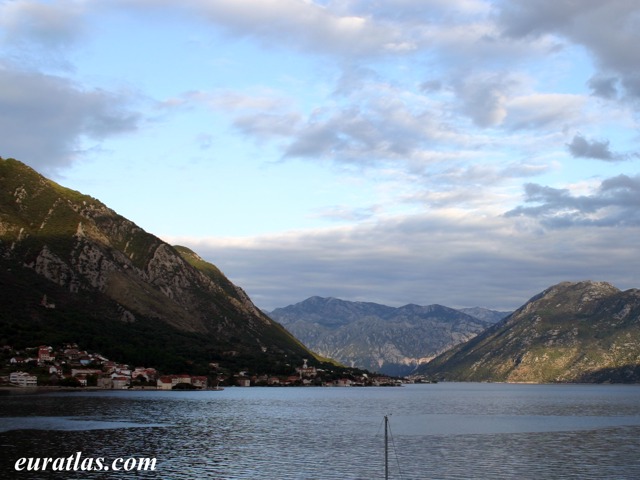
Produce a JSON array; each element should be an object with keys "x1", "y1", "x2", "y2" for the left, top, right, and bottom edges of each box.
[{"x1": 0, "y1": 385, "x2": 224, "y2": 395}]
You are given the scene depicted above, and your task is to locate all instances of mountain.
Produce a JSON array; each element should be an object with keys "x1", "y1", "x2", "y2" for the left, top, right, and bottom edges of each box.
[
  {"x1": 458, "y1": 307, "x2": 511, "y2": 324},
  {"x1": 419, "y1": 281, "x2": 640, "y2": 383},
  {"x1": 269, "y1": 296, "x2": 492, "y2": 376},
  {"x1": 0, "y1": 157, "x2": 316, "y2": 374}
]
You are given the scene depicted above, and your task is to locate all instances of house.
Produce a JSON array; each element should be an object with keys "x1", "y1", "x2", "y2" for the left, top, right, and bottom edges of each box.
[
  {"x1": 132, "y1": 368, "x2": 149, "y2": 381},
  {"x1": 64, "y1": 349, "x2": 81, "y2": 360},
  {"x1": 133, "y1": 367, "x2": 158, "y2": 382},
  {"x1": 93, "y1": 354, "x2": 109, "y2": 362},
  {"x1": 9, "y1": 371, "x2": 37, "y2": 387},
  {"x1": 296, "y1": 359, "x2": 317, "y2": 378},
  {"x1": 97, "y1": 376, "x2": 113, "y2": 389},
  {"x1": 334, "y1": 378, "x2": 353, "y2": 387},
  {"x1": 236, "y1": 377, "x2": 251, "y2": 387},
  {"x1": 38, "y1": 346, "x2": 55, "y2": 364},
  {"x1": 156, "y1": 374, "x2": 198, "y2": 389},
  {"x1": 157, "y1": 376, "x2": 173, "y2": 390},
  {"x1": 191, "y1": 376, "x2": 208, "y2": 389},
  {"x1": 372, "y1": 376, "x2": 398, "y2": 386},
  {"x1": 114, "y1": 366, "x2": 131, "y2": 377},
  {"x1": 71, "y1": 368, "x2": 102, "y2": 377},
  {"x1": 102, "y1": 361, "x2": 117, "y2": 373},
  {"x1": 172, "y1": 374, "x2": 192, "y2": 387},
  {"x1": 112, "y1": 376, "x2": 129, "y2": 389}
]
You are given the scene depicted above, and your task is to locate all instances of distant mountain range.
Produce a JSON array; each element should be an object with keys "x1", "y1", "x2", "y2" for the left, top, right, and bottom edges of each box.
[
  {"x1": 457, "y1": 307, "x2": 511, "y2": 324},
  {"x1": 0, "y1": 157, "x2": 318, "y2": 374},
  {"x1": 5, "y1": 159, "x2": 639, "y2": 384},
  {"x1": 419, "y1": 281, "x2": 640, "y2": 383},
  {"x1": 269, "y1": 296, "x2": 510, "y2": 376}
]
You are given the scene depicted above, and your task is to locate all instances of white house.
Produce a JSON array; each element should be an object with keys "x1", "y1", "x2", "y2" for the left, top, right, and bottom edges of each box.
[
  {"x1": 157, "y1": 376, "x2": 173, "y2": 390},
  {"x1": 296, "y1": 359, "x2": 317, "y2": 378},
  {"x1": 112, "y1": 376, "x2": 129, "y2": 389},
  {"x1": 9, "y1": 371, "x2": 37, "y2": 387},
  {"x1": 156, "y1": 375, "x2": 195, "y2": 390}
]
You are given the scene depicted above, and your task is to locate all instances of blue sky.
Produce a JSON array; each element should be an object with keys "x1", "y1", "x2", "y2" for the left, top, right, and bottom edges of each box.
[{"x1": 1, "y1": 0, "x2": 639, "y2": 311}]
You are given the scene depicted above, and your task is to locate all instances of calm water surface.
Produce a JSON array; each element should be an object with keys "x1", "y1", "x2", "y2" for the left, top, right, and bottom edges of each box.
[{"x1": 1, "y1": 383, "x2": 640, "y2": 479}]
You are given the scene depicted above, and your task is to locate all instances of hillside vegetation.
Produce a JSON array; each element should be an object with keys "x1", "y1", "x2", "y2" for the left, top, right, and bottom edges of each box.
[
  {"x1": 0, "y1": 157, "x2": 318, "y2": 375},
  {"x1": 419, "y1": 281, "x2": 640, "y2": 383}
]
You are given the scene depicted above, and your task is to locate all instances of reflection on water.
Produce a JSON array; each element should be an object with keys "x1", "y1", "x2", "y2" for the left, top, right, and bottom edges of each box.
[
  {"x1": 1, "y1": 384, "x2": 640, "y2": 479},
  {"x1": 0, "y1": 417, "x2": 170, "y2": 432}
]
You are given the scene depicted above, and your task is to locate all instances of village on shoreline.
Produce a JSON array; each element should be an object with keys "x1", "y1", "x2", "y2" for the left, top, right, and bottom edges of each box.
[{"x1": 1, "y1": 344, "x2": 412, "y2": 391}]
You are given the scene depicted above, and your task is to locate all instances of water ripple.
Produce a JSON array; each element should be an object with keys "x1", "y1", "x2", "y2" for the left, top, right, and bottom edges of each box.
[{"x1": 2, "y1": 385, "x2": 640, "y2": 479}]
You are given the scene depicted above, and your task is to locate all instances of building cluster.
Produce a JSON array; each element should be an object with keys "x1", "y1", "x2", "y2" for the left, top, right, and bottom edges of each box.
[
  {"x1": 2, "y1": 346, "x2": 402, "y2": 390},
  {"x1": 9, "y1": 371, "x2": 37, "y2": 387},
  {"x1": 1, "y1": 344, "x2": 208, "y2": 390},
  {"x1": 235, "y1": 373, "x2": 400, "y2": 387},
  {"x1": 157, "y1": 374, "x2": 208, "y2": 390},
  {"x1": 232, "y1": 358, "x2": 401, "y2": 387}
]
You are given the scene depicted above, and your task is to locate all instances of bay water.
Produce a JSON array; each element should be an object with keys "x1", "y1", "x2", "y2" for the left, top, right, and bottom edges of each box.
[{"x1": 2, "y1": 383, "x2": 640, "y2": 479}]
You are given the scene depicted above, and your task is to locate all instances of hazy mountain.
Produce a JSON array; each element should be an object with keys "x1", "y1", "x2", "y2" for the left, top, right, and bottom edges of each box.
[
  {"x1": 419, "y1": 281, "x2": 640, "y2": 383},
  {"x1": 0, "y1": 157, "x2": 316, "y2": 374},
  {"x1": 458, "y1": 307, "x2": 510, "y2": 324},
  {"x1": 270, "y1": 296, "x2": 492, "y2": 376}
]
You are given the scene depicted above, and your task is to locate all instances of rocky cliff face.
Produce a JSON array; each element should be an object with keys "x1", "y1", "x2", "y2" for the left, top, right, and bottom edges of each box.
[
  {"x1": 0, "y1": 157, "x2": 312, "y2": 372},
  {"x1": 270, "y1": 297, "x2": 493, "y2": 376},
  {"x1": 419, "y1": 281, "x2": 640, "y2": 383}
]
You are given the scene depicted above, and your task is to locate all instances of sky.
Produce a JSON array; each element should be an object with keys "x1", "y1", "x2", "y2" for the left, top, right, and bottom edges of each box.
[{"x1": 1, "y1": 0, "x2": 639, "y2": 311}]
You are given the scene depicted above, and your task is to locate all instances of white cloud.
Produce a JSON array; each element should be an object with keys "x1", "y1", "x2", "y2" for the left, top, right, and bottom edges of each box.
[
  {"x1": 497, "y1": 0, "x2": 640, "y2": 100},
  {"x1": 453, "y1": 71, "x2": 519, "y2": 127},
  {"x1": 506, "y1": 174, "x2": 640, "y2": 227},
  {"x1": 0, "y1": 0, "x2": 86, "y2": 48},
  {"x1": 2, "y1": 0, "x2": 639, "y2": 314},
  {"x1": 504, "y1": 94, "x2": 585, "y2": 130},
  {"x1": 0, "y1": 65, "x2": 139, "y2": 173},
  {"x1": 167, "y1": 208, "x2": 640, "y2": 311},
  {"x1": 119, "y1": 0, "x2": 409, "y2": 56},
  {"x1": 344, "y1": 0, "x2": 491, "y2": 22}
]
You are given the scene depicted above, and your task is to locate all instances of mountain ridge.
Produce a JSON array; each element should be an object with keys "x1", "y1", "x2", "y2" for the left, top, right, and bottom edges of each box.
[
  {"x1": 270, "y1": 296, "x2": 505, "y2": 376},
  {"x1": 0, "y1": 157, "x2": 316, "y2": 374},
  {"x1": 418, "y1": 280, "x2": 640, "y2": 383}
]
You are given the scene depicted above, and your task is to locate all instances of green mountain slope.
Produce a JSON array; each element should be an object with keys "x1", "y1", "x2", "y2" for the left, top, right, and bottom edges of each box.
[
  {"x1": 0, "y1": 157, "x2": 315, "y2": 374},
  {"x1": 419, "y1": 281, "x2": 640, "y2": 383}
]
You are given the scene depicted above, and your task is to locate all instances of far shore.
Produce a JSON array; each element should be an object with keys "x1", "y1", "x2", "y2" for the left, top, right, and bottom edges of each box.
[{"x1": 0, "y1": 385, "x2": 223, "y2": 395}]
